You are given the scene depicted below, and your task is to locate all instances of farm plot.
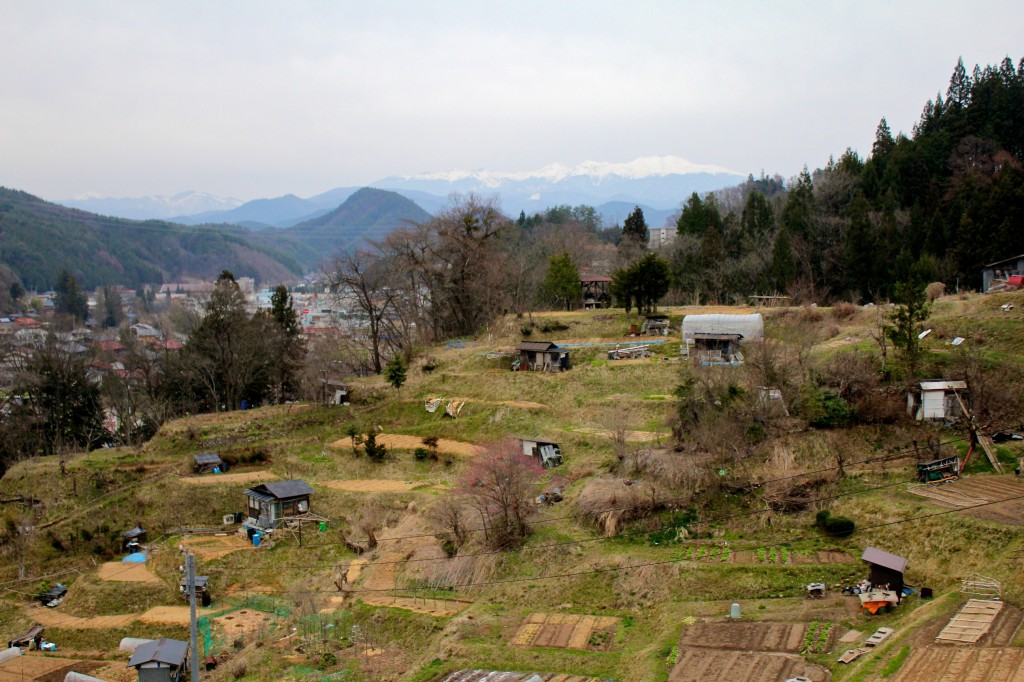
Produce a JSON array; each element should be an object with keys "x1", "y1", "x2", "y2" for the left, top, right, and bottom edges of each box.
[
  {"x1": 907, "y1": 475, "x2": 1024, "y2": 525},
  {"x1": 511, "y1": 613, "x2": 620, "y2": 650},
  {"x1": 728, "y1": 549, "x2": 854, "y2": 564},
  {"x1": 676, "y1": 621, "x2": 808, "y2": 652},
  {"x1": 360, "y1": 595, "x2": 471, "y2": 616},
  {"x1": 323, "y1": 479, "x2": 440, "y2": 493},
  {"x1": 669, "y1": 651, "x2": 817, "y2": 682},
  {"x1": 889, "y1": 647, "x2": 1024, "y2": 682},
  {"x1": 96, "y1": 561, "x2": 161, "y2": 582},
  {"x1": 179, "y1": 470, "x2": 278, "y2": 485},
  {"x1": 330, "y1": 434, "x2": 483, "y2": 456},
  {"x1": 0, "y1": 655, "x2": 105, "y2": 682},
  {"x1": 182, "y1": 534, "x2": 256, "y2": 560}
]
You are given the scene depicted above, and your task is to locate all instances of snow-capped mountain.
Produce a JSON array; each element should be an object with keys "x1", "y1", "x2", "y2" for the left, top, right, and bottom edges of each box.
[
  {"x1": 372, "y1": 156, "x2": 745, "y2": 213},
  {"x1": 58, "y1": 190, "x2": 242, "y2": 221}
]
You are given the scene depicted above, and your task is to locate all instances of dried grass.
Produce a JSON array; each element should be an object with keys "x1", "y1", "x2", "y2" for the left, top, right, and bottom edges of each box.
[{"x1": 576, "y1": 477, "x2": 665, "y2": 536}]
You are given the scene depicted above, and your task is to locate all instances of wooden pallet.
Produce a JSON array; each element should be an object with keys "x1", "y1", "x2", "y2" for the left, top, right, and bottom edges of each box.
[{"x1": 936, "y1": 599, "x2": 1004, "y2": 644}]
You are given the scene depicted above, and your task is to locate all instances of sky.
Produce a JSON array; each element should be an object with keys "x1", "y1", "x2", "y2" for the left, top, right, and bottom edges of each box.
[{"x1": 1, "y1": 1, "x2": 1022, "y2": 202}]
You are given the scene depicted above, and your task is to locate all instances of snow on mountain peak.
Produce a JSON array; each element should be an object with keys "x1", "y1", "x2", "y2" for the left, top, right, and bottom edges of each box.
[{"x1": 404, "y1": 156, "x2": 736, "y2": 185}]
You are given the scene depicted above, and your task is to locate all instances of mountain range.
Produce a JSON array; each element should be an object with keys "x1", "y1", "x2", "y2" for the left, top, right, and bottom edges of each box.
[
  {"x1": 58, "y1": 156, "x2": 744, "y2": 229},
  {"x1": 0, "y1": 186, "x2": 430, "y2": 290}
]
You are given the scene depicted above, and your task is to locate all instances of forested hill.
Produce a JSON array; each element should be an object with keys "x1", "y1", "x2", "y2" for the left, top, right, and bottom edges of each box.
[
  {"x1": 0, "y1": 188, "x2": 303, "y2": 290},
  {"x1": 674, "y1": 56, "x2": 1024, "y2": 302},
  {"x1": 287, "y1": 187, "x2": 432, "y2": 265}
]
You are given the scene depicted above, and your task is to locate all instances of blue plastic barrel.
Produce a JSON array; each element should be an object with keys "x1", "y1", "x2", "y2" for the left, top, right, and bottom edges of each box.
[{"x1": 252, "y1": 533, "x2": 261, "y2": 547}]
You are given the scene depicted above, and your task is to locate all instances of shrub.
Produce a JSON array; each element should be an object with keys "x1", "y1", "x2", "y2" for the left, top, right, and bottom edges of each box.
[
  {"x1": 805, "y1": 390, "x2": 853, "y2": 428},
  {"x1": 363, "y1": 432, "x2": 387, "y2": 462},
  {"x1": 414, "y1": 447, "x2": 430, "y2": 461},
  {"x1": 815, "y1": 509, "x2": 832, "y2": 527},
  {"x1": 925, "y1": 282, "x2": 945, "y2": 302},
  {"x1": 831, "y1": 301, "x2": 857, "y2": 320},
  {"x1": 824, "y1": 515, "x2": 856, "y2": 537}
]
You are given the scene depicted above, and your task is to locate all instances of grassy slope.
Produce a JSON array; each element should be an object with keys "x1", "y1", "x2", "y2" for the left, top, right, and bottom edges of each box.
[{"x1": 0, "y1": 294, "x2": 1023, "y2": 681}]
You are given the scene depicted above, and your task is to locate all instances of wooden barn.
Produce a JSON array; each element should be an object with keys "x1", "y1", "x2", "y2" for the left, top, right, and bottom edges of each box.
[
  {"x1": 192, "y1": 453, "x2": 224, "y2": 475},
  {"x1": 862, "y1": 546, "x2": 907, "y2": 597},
  {"x1": 514, "y1": 342, "x2": 571, "y2": 372}
]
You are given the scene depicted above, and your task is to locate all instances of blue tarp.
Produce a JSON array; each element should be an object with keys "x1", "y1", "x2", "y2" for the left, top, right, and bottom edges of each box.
[{"x1": 123, "y1": 552, "x2": 147, "y2": 563}]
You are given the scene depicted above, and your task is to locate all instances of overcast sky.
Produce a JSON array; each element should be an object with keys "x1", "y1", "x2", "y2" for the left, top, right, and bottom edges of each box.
[{"x1": 1, "y1": 1, "x2": 1021, "y2": 202}]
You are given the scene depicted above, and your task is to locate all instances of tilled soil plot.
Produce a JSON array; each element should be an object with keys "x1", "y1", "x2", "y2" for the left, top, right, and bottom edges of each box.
[
  {"x1": 907, "y1": 475, "x2": 1024, "y2": 525},
  {"x1": 511, "y1": 613, "x2": 620, "y2": 650},
  {"x1": 676, "y1": 621, "x2": 808, "y2": 653},
  {"x1": 889, "y1": 647, "x2": 1024, "y2": 682},
  {"x1": 0, "y1": 655, "x2": 105, "y2": 682},
  {"x1": 669, "y1": 651, "x2": 817, "y2": 682},
  {"x1": 331, "y1": 434, "x2": 483, "y2": 456}
]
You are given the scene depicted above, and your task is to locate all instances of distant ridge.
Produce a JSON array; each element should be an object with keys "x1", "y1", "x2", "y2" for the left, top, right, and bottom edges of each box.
[{"x1": 0, "y1": 187, "x2": 302, "y2": 289}]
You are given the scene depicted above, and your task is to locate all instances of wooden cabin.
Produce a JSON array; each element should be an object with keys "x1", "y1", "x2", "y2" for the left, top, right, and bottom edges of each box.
[
  {"x1": 861, "y1": 547, "x2": 907, "y2": 598},
  {"x1": 321, "y1": 378, "x2": 349, "y2": 405},
  {"x1": 681, "y1": 313, "x2": 764, "y2": 365},
  {"x1": 514, "y1": 342, "x2": 571, "y2": 372},
  {"x1": 243, "y1": 480, "x2": 314, "y2": 530}
]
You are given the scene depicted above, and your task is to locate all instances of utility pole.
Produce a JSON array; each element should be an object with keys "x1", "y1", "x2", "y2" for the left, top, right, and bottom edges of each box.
[{"x1": 186, "y1": 551, "x2": 201, "y2": 682}]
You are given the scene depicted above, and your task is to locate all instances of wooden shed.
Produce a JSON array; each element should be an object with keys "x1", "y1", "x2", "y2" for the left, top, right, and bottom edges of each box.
[
  {"x1": 862, "y1": 547, "x2": 907, "y2": 597},
  {"x1": 514, "y1": 342, "x2": 571, "y2": 372},
  {"x1": 244, "y1": 480, "x2": 314, "y2": 530},
  {"x1": 681, "y1": 313, "x2": 763, "y2": 365},
  {"x1": 192, "y1": 453, "x2": 224, "y2": 475}
]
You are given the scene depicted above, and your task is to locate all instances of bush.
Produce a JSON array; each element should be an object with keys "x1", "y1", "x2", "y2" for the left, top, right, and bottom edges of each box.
[
  {"x1": 831, "y1": 301, "x2": 858, "y2": 320},
  {"x1": 816, "y1": 510, "x2": 855, "y2": 537},
  {"x1": 413, "y1": 447, "x2": 430, "y2": 461},
  {"x1": 805, "y1": 390, "x2": 853, "y2": 428},
  {"x1": 925, "y1": 282, "x2": 945, "y2": 302}
]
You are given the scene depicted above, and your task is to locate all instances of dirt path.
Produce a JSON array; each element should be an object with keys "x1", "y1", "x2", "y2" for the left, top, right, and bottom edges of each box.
[
  {"x1": 323, "y1": 479, "x2": 443, "y2": 493},
  {"x1": 179, "y1": 470, "x2": 278, "y2": 485},
  {"x1": 97, "y1": 561, "x2": 161, "y2": 583},
  {"x1": 331, "y1": 434, "x2": 483, "y2": 456}
]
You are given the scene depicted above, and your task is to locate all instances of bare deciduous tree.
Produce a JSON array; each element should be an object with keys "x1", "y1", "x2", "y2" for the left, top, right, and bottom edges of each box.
[{"x1": 459, "y1": 439, "x2": 543, "y2": 549}]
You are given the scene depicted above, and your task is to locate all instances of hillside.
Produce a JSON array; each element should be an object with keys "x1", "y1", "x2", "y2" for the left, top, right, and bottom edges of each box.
[
  {"x1": 1, "y1": 291, "x2": 1023, "y2": 681},
  {"x1": 0, "y1": 187, "x2": 303, "y2": 290}
]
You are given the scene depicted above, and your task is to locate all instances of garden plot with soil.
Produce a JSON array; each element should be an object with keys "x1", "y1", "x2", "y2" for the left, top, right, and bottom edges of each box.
[
  {"x1": 181, "y1": 533, "x2": 256, "y2": 560},
  {"x1": 670, "y1": 621, "x2": 829, "y2": 682},
  {"x1": 510, "y1": 613, "x2": 620, "y2": 650},
  {"x1": 179, "y1": 470, "x2": 278, "y2": 485},
  {"x1": 331, "y1": 434, "x2": 484, "y2": 456},
  {"x1": 889, "y1": 647, "x2": 1024, "y2": 682},
  {"x1": 906, "y1": 475, "x2": 1024, "y2": 525},
  {"x1": 0, "y1": 654, "x2": 105, "y2": 682},
  {"x1": 96, "y1": 561, "x2": 161, "y2": 582},
  {"x1": 323, "y1": 479, "x2": 442, "y2": 493}
]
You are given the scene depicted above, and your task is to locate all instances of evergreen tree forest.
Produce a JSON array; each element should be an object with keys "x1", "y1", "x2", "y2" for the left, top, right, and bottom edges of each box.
[{"x1": 667, "y1": 56, "x2": 1024, "y2": 303}]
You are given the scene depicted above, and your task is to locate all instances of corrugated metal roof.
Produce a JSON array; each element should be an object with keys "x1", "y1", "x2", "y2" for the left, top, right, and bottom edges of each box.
[
  {"x1": 248, "y1": 480, "x2": 314, "y2": 500},
  {"x1": 193, "y1": 453, "x2": 223, "y2": 465},
  {"x1": 861, "y1": 547, "x2": 907, "y2": 574},
  {"x1": 919, "y1": 380, "x2": 967, "y2": 391},
  {"x1": 517, "y1": 342, "x2": 560, "y2": 352},
  {"x1": 127, "y1": 637, "x2": 188, "y2": 668}
]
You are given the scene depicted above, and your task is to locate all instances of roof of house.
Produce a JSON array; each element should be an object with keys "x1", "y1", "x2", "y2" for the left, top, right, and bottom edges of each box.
[
  {"x1": 515, "y1": 436, "x2": 560, "y2": 446},
  {"x1": 682, "y1": 313, "x2": 764, "y2": 341},
  {"x1": 517, "y1": 342, "x2": 561, "y2": 352},
  {"x1": 179, "y1": 575, "x2": 209, "y2": 589},
  {"x1": 919, "y1": 380, "x2": 968, "y2": 391},
  {"x1": 580, "y1": 275, "x2": 612, "y2": 283},
  {"x1": 127, "y1": 637, "x2": 188, "y2": 668},
  {"x1": 123, "y1": 527, "x2": 146, "y2": 539},
  {"x1": 983, "y1": 253, "x2": 1024, "y2": 268},
  {"x1": 192, "y1": 453, "x2": 223, "y2": 465},
  {"x1": 245, "y1": 480, "x2": 314, "y2": 500},
  {"x1": 862, "y1": 547, "x2": 908, "y2": 574}
]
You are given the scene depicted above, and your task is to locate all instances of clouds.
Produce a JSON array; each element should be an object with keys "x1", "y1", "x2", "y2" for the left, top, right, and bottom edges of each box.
[{"x1": 1, "y1": 1, "x2": 1022, "y2": 200}]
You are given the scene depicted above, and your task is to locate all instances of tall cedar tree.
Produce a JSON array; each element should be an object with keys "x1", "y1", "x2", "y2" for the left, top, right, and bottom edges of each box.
[
  {"x1": 622, "y1": 206, "x2": 649, "y2": 245},
  {"x1": 267, "y1": 285, "x2": 305, "y2": 401},
  {"x1": 612, "y1": 253, "x2": 670, "y2": 314},
  {"x1": 540, "y1": 253, "x2": 582, "y2": 310},
  {"x1": 384, "y1": 354, "x2": 407, "y2": 394},
  {"x1": 885, "y1": 279, "x2": 931, "y2": 373},
  {"x1": 54, "y1": 269, "x2": 88, "y2": 322}
]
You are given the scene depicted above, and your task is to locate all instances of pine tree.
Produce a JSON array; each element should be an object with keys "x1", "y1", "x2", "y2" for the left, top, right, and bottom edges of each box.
[
  {"x1": 622, "y1": 206, "x2": 649, "y2": 245},
  {"x1": 385, "y1": 354, "x2": 407, "y2": 394},
  {"x1": 770, "y1": 228, "x2": 797, "y2": 292}
]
